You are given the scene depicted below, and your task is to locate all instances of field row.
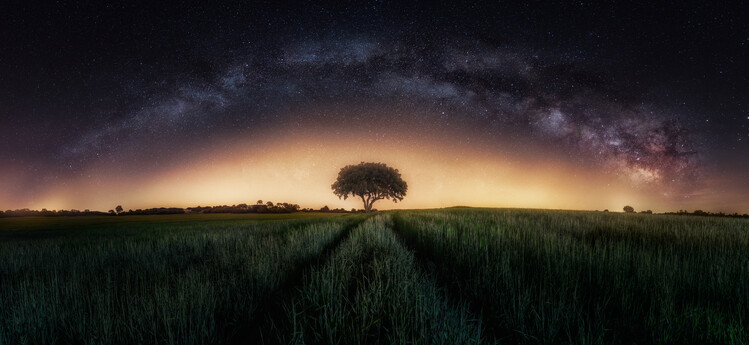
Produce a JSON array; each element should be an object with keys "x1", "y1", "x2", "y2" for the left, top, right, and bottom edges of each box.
[
  {"x1": 1, "y1": 214, "x2": 485, "y2": 345},
  {"x1": 277, "y1": 216, "x2": 482, "y2": 344},
  {"x1": 0, "y1": 215, "x2": 365, "y2": 344},
  {"x1": 393, "y1": 209, "x2": 749, "y2": 344}
]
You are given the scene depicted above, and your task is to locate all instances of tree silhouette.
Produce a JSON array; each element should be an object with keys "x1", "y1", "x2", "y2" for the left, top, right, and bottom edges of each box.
[
  {"x1": 115, "y1": 205, "x2": 123, "y2": 214},
  {"x1": 331, "y1": 162, "x2": 407, "y2": 212},
  {"x1": 623, "y1": 205, "x2": 635, "y2": 213}
]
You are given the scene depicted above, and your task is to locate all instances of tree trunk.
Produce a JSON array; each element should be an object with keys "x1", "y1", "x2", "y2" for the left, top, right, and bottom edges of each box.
[
  {"x1": 360, "y1": 195, "x2": 370, "y2": 212},
  {"x1": 361, "y1": 195, "x2": 380, "y2": 212}
]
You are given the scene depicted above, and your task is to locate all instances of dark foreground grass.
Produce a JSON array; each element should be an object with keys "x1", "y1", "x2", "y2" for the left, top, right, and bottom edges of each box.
[
  {"x1": 279, "y1": 215, "x2": 482, "y2": 345},
  {"x1": 0, "y1": 214, "x2": 361, "y2": 344},
  {"x1": 2, "y1": 209, "x2": 748, "y2": 344},
  {"x1": 393, "y1": 209, "x2": 749, "y2": 344},
  {"x1": 0, "y1": 212, "x2": 345, "y2": 239}
]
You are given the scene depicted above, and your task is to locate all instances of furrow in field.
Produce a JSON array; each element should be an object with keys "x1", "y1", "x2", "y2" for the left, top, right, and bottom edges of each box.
[
  {"x1": 389, "y1": 212, "x2": 512, "y2": 344},
  {"x1": 275, "y1": 215, "x2": 482, "y2": 345},
  {"x1": 240, "y1": 214, "x2": 371, "y2": 344},
  {"x1": 0, "y1": 216, "x2": 361, "y2": 345}
]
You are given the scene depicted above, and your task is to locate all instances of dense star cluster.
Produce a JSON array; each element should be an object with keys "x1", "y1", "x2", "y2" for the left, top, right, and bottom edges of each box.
[{"x1": 0, "y1": 2, "x2": 746, "y2": 211}]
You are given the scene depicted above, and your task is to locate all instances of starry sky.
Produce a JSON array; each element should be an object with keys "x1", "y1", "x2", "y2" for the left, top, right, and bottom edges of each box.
[{"x1": 1, "y1": 2, "x2": 747, "y2": 213}]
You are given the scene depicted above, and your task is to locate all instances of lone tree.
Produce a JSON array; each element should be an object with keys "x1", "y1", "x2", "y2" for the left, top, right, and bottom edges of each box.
[
  {"x1": 332, "y1": 162, "x2": 407, "y2": 212},
  {"x1": 115, "y1": 205, "x2": 123, "y2": 215},
  {"x1": 623, "y1": 205, "x2": 635, "y2": 213}
]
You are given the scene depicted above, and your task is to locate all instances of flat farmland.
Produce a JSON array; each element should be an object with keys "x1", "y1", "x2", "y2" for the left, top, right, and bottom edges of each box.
[{"x1": 1, "y1": 209, "x2": 747, "y2": 344}]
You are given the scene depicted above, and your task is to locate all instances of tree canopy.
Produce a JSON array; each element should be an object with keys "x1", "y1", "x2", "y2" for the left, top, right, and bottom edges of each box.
[{"x1": 331, "y1": 162, "x2": 407, "y2": 212}]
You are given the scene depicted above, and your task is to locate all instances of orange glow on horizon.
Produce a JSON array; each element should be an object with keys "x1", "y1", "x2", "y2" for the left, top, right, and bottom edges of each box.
[{"x1": 9, "y1": 129, "x2": 743, "y2": 214}]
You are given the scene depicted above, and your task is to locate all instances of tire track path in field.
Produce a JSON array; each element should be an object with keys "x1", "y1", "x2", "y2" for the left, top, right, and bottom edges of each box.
[
  {"x1": 277, "y1": 215, "x2": 482, "y2": 344},
  {"x1": 390, "y1": 212, "x2": 507, "y2": 344},
  {"x1": 236, "y1": 214, "x2": 372, "y2": 344}
]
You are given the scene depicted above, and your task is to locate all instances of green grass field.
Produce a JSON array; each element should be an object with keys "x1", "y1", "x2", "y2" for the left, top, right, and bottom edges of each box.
[
  {"x1": 0, "y1": 212, "x2": 345, "y2": 238},
  {"x1": 1, "y1": 209, "x2": 747, "y2": 344}
]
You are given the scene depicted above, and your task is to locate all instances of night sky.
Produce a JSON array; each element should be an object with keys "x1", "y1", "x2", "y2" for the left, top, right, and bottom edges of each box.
[{"x1": 1, "y1": 2, "x2": 747, "y2": 213}]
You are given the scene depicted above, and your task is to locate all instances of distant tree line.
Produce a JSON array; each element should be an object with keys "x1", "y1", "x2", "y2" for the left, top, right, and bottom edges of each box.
[
  {"x1": 114, "y1": 207, "x2": 186, "y2": 216},
  {"x1": 0, "y1": 208, "x2": 111, "y2": 217},
  {"x1": 315, "y1": 205, "x2": 373, "y2": 213},
  {"x1": 0, "y1": 201, "x2": 369, "y2": 218},
  {"x1": 187, "y1": 202, "x2": 300, "y2": 214},
  {"x1": 614, "y1": 206, "x2": 747, "y2": 218},
  {"x1": 622, "y1": 206, "x2": 653, "y2": 214},
  {"x1": 662, "y1": 209, "x2": 749, "y2": 218}
]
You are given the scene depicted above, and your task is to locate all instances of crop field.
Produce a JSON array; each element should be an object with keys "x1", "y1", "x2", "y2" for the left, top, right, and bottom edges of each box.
[{"x1": 1, "y1": 209, "x2": 748, "y2": 344}]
